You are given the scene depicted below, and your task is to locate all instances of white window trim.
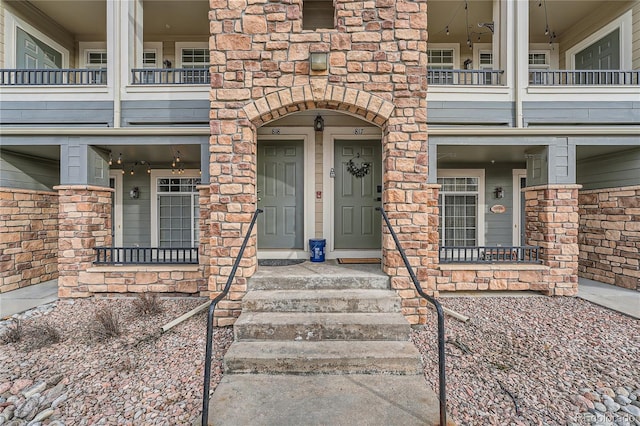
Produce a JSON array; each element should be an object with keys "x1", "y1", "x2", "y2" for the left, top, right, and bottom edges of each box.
[
  {"x1": 4, "y1": 10, "x2": 69, "y2": 68},
  {"x1": 437, "y1": 169, "x2": 486, "y2": 246},
  {"x1": 256, "y1": 126, "x2": 316, "y2": 259},
  {"x1": 79, "y1": 42, "x2": 107, "y2": 68},
  {"x1": 174, "y1": 42, "x2": 209, "y2": 68},
  {"x1": 109, "y1": 171, "x2": 123, "y2": 247},
  {"x1": 150, "y1": 170, "x2": 201, "y2": 248},
  {"x1": 512, "y1": 169, "x2": 526, "y2": 246},
  {"x1": 427, "y1": 43, "x2": 460, "y2": 69},
  {"x1": 472, "y1": 43, "x2": 493, "y2": 70},
  {"x1": 143, "y1": 42, "x2": 162, "y2": 68},
  {"x1": 528, "y1": 44, "x2": 559, "y2": 69},
  {"x1": 565, "y1": 10, "x2": 632, "y2": 70}
]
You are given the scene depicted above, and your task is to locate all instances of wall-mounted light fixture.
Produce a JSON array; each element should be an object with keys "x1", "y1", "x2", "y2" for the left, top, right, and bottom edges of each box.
[
  {"x1": 129, "y1": 187, "x2": 140, "y2": 199},
  {"x1": 494, "y1": 187, "x2": 504, "y2": 199},
  {"x1": 314, "y1": 115, "x2": 325, "y2": 132},
  {"x1": 310, "y1": 52, "x2": 328, "y2": 71}
]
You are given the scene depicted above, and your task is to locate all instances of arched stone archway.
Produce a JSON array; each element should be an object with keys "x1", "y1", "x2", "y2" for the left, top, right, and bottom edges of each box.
[{"x1": 206, "y1": 0, "x2": 436, "y2": 325}]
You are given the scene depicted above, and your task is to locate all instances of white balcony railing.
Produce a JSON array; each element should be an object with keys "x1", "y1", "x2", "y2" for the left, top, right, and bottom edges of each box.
[
  {"x1": 529, "y1": 70, "x2": 640, "y2": 86},
  {"x1": 0, "y1": 69, "x2": 107, "y2": 85},
  {"x1": 427, "y1": 69, "x2": 505, "y2": 86},
  {"x1": 131, "y1": 68, "x2": 210, "y2": 85}
]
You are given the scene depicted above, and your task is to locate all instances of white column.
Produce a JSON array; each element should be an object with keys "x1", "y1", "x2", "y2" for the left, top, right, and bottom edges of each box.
[
  {"x1": 106, "y1": 0, "x2": 119, "y2": 126},
  {"x1": 514, "y1": 0, "x2": 529, "y2": 128}
]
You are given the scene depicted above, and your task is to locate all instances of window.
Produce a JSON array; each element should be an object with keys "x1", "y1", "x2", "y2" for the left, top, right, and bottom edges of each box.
[
  {"x1": 427, "y1": 45, "x2": 459, "y2": 85},
  {"x1": 478, "y1": 51, "x2": 493, "y2": 69},
  {"x1": 142, "y1": 49, "x2": 158, "y2": 83},
  {"x1": 156, "y1": 177, "x2": 201, "y2": 247},
  {"x1": 437, "y1": 170, "x2": 485, "y2": 249},
  {"x1": 181, "y1": 48, "x2": 209, "y2": 83},
  {"x1": 529, "y1": 52, "x2": 549, "y2": 68},
  {"x1": 303, "y1": 1, "x2": 335, "y2": 30}
]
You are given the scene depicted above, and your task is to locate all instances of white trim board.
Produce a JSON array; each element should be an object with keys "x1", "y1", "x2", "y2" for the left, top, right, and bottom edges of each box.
[
  {"x1": 109, "y1": 170, "x2": 123, "y2": 247},
  {"x1": 256, "y1": 127, "x2": 316, "y2": 260},
  {"x1": 512, "y1": 169, "x2": 527, "y2": 246}
]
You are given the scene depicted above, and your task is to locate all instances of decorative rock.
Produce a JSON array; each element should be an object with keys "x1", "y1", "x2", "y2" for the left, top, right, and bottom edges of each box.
[
  {"x1": 594, "y1": 402, "x2": 607, "y2": 412},
  {"x1": 621, "y1": 405, "x2": 640, "y2": 418},
  {"x1": 572, "y1": 395, "x2": 595, "y2": 411},
  {"x1": 13, "y1": 396, "x2": 38, "y2": 421},
  {"x1": 616, "y1": 395, "x2": 632, "y2": 406},
  {"x1": 631, "y1": 400, "x2": 640, "y2": 409},
  {"x1": 5, "y1": 419, "x2": 28, "y2": 425},
  {"x1": 21, "y1": 383, "x2": 45, "y2": 401},
  {"x1": 600, "y1": 388, "x2": 616, "y2": 398},
  {"x1": 2, "y1": 406, "x2": 15, "y2": 420},
  {"x1": 30, "y1": 408, "x2": 54, "y2": 423},
  {"x1": 616, "y1": 387, "x2": 630, "y2": 398},
  {"x1": 50, "y1": 394, "x2": 67, "y2": 410},
  {"x1": 0, "y1": 384, "x2": 11, "y2": 395},
  {"x1": 604, "y1": 398, "x2": 621, "y2": 413},
  {"x1": 41, "y1": 384, "x2": 65, "y2": 407},
  {"x1": 9, "y1": 381, "x2": 32, "y2": 396}
]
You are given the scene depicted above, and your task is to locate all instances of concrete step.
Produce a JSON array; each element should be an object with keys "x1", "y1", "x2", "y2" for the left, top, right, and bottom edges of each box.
[
  {"x1": 248, "y1": 275, "x2": 390, "y2": 290},
  {"x1": 208, "y1": 374, "x2": 443, "y2": 426},
  {"x1": 234, "y1": 312, "x2": 411, "y2": 341},
  {"x1": 242, "y1": 289, "x2": 401, "y2": 313},
  {"x1": 223, "y1": 340, "x2": 423, "y2": 374}
]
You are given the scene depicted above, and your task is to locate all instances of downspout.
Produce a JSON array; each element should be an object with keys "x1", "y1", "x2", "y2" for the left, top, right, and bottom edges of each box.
[
  {"x1": 112, "y1": 0, "x2": 122, "y2": 128},
  {"x1": 514, "y1": 0, "x2": 525, "y2": 128}
]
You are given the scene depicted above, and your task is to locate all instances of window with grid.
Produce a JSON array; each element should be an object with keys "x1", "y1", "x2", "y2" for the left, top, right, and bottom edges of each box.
[
  {"x1": 142, "y1": 50, "x2": 158, "y2": 83},
  {"x1": 437, "y1": 177, "x2": 478, "y2": 247},
  {"x1": 428, "y1": 49, "x2": 455, "y2": 84},
  {"x1": 157, "y1": 178, "x2": 200, "y2": 247},
  {"x1": 86, "y1": 51, "x2": 107, "y2": 84},
  {"x1": 529, "y1": 51, "x2": 550, "y2": 84},
  {"x1": 181, "y1": 48, "x2": 209, "y2": 83}
]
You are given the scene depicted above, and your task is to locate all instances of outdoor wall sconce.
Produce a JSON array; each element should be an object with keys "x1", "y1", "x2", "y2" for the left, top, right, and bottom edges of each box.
[
  {"x1": 129, "y1": 187, "x2": 140, "y2": 199},
  {"x1": 310, "y1": 52, "x2": 328, "y2": 71},
  {"x1": 314, "y1": 115, "x2": 325, "y2": 131},
  {"x1": 494, "y1": 187, "x2": 504, "y2": 199}
]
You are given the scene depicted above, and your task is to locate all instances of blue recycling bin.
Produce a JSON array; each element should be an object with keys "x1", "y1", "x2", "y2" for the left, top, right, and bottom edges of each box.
[{"x1": 309, "y1": 238, "x2": 326, "y2": 262}]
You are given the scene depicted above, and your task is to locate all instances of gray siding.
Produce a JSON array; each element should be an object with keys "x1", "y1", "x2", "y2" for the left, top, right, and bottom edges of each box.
[
  {"x1": 524, "y1": 102, "x2": 640, "y2": 126},
  {"x1": 427, "y1": 102, "x2": 514, "y2": 126},
  {"x1": 0, "y1": 101, "x2": 113, "y2": 127},
  {"x1": 122, "y1": 173, "x2": 151, "y2": 247},
  {"x1": 87, "y1": 146, "x2": 109, "y2": 187},
  {"x1": 121, "y1": 100, "x2": 209, "y2": 126},
  {"x1": 0, "y1": 150, "x2": 58, "y2": 190},
  {"x1": 484, "y1": 165, "x2": 517, "y2": 247},
  {"x1": 577, "y1": 148, "x2": 640, "y2": 190}
]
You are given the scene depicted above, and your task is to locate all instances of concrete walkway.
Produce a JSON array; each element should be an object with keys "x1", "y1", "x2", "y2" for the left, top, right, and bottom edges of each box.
[
  {"x1": 0, "y1": 279, "x2": 58, "y2": 319},
  {"x1": 577, "y1": 278, "x2": 639, "y2": 320}
]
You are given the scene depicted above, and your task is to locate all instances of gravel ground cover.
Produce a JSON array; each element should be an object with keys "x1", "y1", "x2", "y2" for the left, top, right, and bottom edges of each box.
[
  {"x1": 0, "y1": 298, "x2": 233, "y2": 425},
  {"x1": 2, "y1": 295, "x2": 638, "y2": 425},
  {"x1": 412, "y1": 296, "x2": 640, "y2": 426}
]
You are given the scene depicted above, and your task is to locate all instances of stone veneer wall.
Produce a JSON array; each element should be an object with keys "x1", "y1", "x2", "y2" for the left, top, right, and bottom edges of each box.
[
  {"x1": 578, "y1": 186, "x2": 640, "y2": 291},
  {"x1": 76, "y1": 266, "x2": 206, "y2": 294},
  {"x1": 56, "y1": 185, "x2": 112, "y2": 298},
  {"x1": 208, "y1": 0, "x2": 430, "y2": 325},
  {"x1": 0, "y1": 188, "x2": 58, "y2": 293},
  {"x1": 525, "y1": 185, "x2": 581, "y2": 296},
  {"x1": 436, "y1": 265, "x2": 551, "y2": 293}
]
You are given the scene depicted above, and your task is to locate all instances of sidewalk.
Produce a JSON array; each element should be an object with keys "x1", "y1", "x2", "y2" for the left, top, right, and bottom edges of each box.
[
  {"x1": 0, "y1": 279, "x2": 58, "y2": 319},
  {"x1": 578, "y1": 278, "x2": 640, "y2": 320}
]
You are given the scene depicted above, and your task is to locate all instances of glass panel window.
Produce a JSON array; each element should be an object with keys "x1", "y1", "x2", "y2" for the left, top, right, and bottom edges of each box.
[
  {"x1": 428, "y1": 49, "x2": 455, "y2": 84},
  {"x1": 87, "y1": 51, "x2": 107, "y2": 68},
  {"x1": 437, "y1": 177, "x2": 479, "y2": 247},
  {"x1": 528, "y1": 52, "x2": 549, "y2": 67},
  {"x1": 157, "y1": 177, "x2": 201, "y2": 247},
  {"x1": 181, "y1": 48, "x2": 209, "y2": 83}
]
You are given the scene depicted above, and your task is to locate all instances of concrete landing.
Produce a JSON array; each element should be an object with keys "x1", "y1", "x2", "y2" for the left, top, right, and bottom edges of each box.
[
  {"x1": 209, "y1": 374, "x2": 442, "y2": 426},
  {"x1": 578, "y1": 278, "x2": 640, "y2": 319},
  {"x1": 0, "y1": 279, "x2": 58, "y2": 318}
]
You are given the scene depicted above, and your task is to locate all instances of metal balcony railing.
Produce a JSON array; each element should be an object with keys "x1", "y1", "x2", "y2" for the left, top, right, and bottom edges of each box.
[
  {"x1": 94, "y1": 247, "x2": 198, "y2": 265},
  {"x1": 439, "y1": 246, "x2": 542, "y2": 264},
  {"x1": 0, "y1": 68, "x2": 107, "y2": 85},
  {"x1": 529, "y1": 70, "x2": 640, "y2": 86},
  {"x1": 427, "y1": 69, "x2": 504, "y2": 86},
  {"x1": 131, "y1": 68, "x2": 210, "y2": 85}
]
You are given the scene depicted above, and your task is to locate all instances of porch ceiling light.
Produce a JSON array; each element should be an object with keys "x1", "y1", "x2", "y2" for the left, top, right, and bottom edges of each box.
[
  {"x1": 314, "y1": 115, "x2": 325, "y2": 132},
  {"x1": 310, "y1": 52, "x2": 328, "y2": 71}
]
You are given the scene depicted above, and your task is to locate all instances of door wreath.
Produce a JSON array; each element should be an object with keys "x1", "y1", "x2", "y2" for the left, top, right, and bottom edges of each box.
[{"x1": 346, "y1": 154, "x2": 371, "y2": 178}]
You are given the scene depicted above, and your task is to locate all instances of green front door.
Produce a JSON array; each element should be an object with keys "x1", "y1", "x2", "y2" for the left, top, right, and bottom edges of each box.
[
  {"x1": 257, "y1": 140, "x2": 304, "y2": 249},
  {"x1": 334, "y1": 140, "x2": 382, "y2": 249}
]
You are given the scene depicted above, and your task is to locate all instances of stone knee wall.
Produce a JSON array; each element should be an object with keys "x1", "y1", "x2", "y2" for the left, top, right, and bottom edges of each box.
[
  {"x1": 436, "y1": 266, "x2": 551, "y2": 293},
  {"x1": 578, "y1": 186, "x2": 640, "y2": 291},
  {"x1": 76, "y1": 266, "x2": 206, "y2": 295},
  {"x1": 0, "y1": 188, "x2": 58, "y2": 293}
]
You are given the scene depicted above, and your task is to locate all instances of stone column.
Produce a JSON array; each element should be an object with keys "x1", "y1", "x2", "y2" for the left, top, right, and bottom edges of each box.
[
  {"x1": 55, "y1": 185, "x2": 112, "y2": 298},
  {"x1": 197, "y1": 185, "x2": 212, "y2": 296},
  {"x1": 525, "y1": 184, "x2": 581, "y2": 296}
]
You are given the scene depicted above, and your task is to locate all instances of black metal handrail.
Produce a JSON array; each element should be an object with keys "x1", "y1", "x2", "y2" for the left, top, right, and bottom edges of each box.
[
  {"x1": 201, "y1": 209, "x2": 262, "y2": 425},
  {"x1": 94, "y1": 246, "x2": 198, "y2": 264},
  {"x1": 439, "y1": 245, "x2": 541, "y2": 264},
  {"x1": 376, "y1": 207, "x2": 446, "y2": 426}
]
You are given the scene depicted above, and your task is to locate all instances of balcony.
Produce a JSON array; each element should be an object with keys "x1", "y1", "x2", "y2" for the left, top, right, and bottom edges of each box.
[{"x1": 0, "y1": 69, "x2": 107, "y2": 86}]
